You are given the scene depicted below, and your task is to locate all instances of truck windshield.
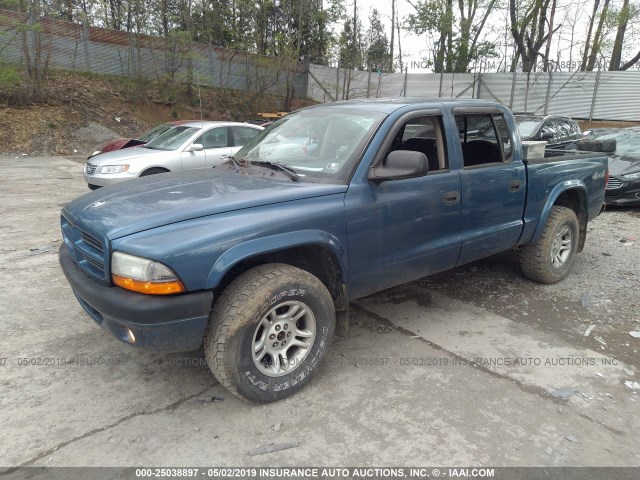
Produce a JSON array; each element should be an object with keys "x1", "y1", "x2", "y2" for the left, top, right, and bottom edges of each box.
[
  {"x1": 233, "y1": 109, "x2": 386, "y2": 183},
  {"x1": 515, "y1": 117, "x2": 543, "y2": 138}
]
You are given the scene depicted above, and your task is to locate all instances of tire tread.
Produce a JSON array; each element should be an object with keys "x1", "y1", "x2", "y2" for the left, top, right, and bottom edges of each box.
[{"x1": 204, "y1": 263, "x2": 332, "y2": 401}]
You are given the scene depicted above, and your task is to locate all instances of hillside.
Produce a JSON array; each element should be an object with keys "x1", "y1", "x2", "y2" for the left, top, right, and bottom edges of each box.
[
  {"x1": 1, "y1": 71, "x2": 638, "y2": 157},
  {"x1": 0, "y1": 71, "x2": 314, "y2": 156}
]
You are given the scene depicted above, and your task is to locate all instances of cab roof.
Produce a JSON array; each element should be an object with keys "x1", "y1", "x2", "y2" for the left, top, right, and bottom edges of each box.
[{"x1": 303, "y1": 97, "x2": 504, "y2": 114}]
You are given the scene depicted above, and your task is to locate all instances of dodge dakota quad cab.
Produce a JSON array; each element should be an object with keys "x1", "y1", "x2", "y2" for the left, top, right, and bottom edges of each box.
[{"x1": 59, "y1": 99, "x2": 608, "y2": 402}]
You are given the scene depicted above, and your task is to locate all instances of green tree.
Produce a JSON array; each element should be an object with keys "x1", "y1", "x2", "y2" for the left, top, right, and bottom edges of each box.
[
  {"x1": 366, "y1": 8, "x2": 389, "y2": 72},
  {"x1": 406, "y1": 0, "x2": 497, "y2": 73}
]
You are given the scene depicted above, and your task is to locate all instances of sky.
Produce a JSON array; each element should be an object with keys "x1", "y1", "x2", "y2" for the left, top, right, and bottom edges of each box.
[{"x1": 346, "y1": 0, "x2": 640, "y2": 73}]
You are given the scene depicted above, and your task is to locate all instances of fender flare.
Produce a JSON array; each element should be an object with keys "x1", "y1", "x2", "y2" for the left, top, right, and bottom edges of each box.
[
  {"x1": 530, "y1": 180, "x2": 587, "y2": 244},
  {"x1": 205, "y1": 230, "x2": 348, "y2": 290}
]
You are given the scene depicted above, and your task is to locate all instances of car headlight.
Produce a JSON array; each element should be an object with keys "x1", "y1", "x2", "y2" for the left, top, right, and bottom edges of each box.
[
  {"x1": 111, "y1": 251, "x2": 185, "y2": 295},
  {"x1": 621, "y1": 172, "x2": 640, "y2": 180},
  {"x1": 100, "y1": 164, "x2": 130, "y2": 174}
]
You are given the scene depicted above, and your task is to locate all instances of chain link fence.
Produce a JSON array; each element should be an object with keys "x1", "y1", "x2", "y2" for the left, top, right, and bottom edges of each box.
[
  {"x1": 307, "y1": 65, "x2": 640, "y2": 121},
  {"x1": 0, "y1": 9, "x2": 307, "y2": 99}
]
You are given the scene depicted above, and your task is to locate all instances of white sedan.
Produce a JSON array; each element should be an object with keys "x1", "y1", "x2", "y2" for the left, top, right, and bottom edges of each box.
[{"x1": 83, "y1": 121, "x2": 263, "y2": 189}]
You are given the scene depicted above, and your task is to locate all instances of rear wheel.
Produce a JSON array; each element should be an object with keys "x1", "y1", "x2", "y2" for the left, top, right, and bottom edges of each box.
[
  {"x1": 204, "y1": 264, "x2": 335, "y2": 402},
  {"x1": 520, "y1": 206, "x2": 579, "y2": 284},
  {"x1": 140, "y1": 167, "x2": 169, "y2": 176}
]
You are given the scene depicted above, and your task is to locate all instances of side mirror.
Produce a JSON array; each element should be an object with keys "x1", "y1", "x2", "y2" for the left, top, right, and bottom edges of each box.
[
  {"x1": 576, "y1": 139, "x2": 616, "y2": 154},
  {"x1": 187, "y1": 143, "x2": 204, "y2": 152},
  {"x1": 369, "y1": 150, "x2": 428, "y2": 182},
  {"x1": 538, "y1": 131, "x2": 554, "y2": 141}
]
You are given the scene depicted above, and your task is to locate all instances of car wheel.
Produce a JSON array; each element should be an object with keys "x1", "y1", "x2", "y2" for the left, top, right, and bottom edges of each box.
[
  {"x1": 520, "y1": 206, "x2": 579, "y2": 284},
  {"x1": 204, "y1": 263, "x2": 335, "y2": 402},
  {"x1": 140, "y1": 167, "x2": 169, "y2": 176}
]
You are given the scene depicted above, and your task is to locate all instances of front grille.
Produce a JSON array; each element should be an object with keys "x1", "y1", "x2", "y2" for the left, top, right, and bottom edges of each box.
[
  {"x1": 61, "y1": 213, "x2": 109, "y2": 284},
  {"x1": 606, "y1": 177, "x2": 623, "y2": 190},
  {"x1": 80, "y1": 231, "x2": 103, "y2": 253},
  {"x1": 85, "y1": 163, "x2": 98, "y2": 175}
]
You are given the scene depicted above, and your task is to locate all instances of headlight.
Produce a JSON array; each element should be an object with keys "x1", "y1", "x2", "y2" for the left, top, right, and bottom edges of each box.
[
  {"x1": 100, "y1": 164, "x2": 130, "y2": 174},
  {"x1": 111, "y1": 251, "x2": 185, "y2": 295},
  {"x1": 622, "y1": 172, "x2": 640, "y2": 180}
]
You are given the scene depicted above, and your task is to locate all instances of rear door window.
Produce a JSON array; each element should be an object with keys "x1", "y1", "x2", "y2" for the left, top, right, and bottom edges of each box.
[
  {"x1": 455, "y1": 113, "x2": 513, "y2": 167},
  {"x1": 232, "y1": 126, "x2": 261, "y2": 147}
]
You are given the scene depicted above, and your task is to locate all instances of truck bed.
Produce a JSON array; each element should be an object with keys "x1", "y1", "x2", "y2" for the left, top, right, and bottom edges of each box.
[{"x1": 526, "y1": 148, "x2": 605, "y2": 164}]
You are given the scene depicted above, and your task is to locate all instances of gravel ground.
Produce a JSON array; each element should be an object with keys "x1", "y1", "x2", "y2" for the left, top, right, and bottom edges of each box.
[
  {"x1": 563, "y1": 208, "x2": 640, "y2": 318},
  {"x1": 1, "y1": 156, "x2": 639, "y2": 470},
  {"x1": 413, "y1": 207, "x2": 640, "y2": 367}
]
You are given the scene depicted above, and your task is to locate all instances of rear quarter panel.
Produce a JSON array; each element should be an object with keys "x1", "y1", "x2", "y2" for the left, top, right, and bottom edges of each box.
[{"x1": 519, "y1": 154, "x2": 607, "y2": 245}]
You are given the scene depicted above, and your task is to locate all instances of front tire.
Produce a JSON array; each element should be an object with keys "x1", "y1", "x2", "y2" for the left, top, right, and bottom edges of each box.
[
  {"x1": 204, "y1": 264, "x2": 335, "y2": 402},
  {"x1": 520, "y1": 206, "x2": 579, "y2": 284}
]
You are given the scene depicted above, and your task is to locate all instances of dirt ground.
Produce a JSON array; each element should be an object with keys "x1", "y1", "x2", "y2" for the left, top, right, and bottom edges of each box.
[
  {"x1": 0, "y1": 156, "x2": 639, "y2": 472},
  {"x1": 0, "y1": 72, "x2": 316, "y2": 157}
]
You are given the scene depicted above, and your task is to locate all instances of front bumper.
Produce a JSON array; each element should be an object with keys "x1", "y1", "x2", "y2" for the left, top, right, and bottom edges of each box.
[
  {"x1": 83, "y1": 164, "x2": 138, "y2": 188},
  {"x1": 605, "y1": 178, "x2": 640, "y2": 206},
  {"x1": 59, "y1": 245, "x2": 213, "y2": 352}
]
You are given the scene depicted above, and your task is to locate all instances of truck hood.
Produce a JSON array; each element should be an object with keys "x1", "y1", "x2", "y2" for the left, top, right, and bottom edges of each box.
[
  {"x1": 608, "y1": 154, "x2": 640, "y2": 176},
  {"x1": 63, "y1": 169, "x2": 347, "y2": 240}
]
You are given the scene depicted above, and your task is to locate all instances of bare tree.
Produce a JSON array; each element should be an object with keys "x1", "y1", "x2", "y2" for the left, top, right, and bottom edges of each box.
[
  {"x1": 542, "y1": 0, "x2": 557, "y2": 71},
  {"x1": 584, "y1": 0, "x2": 609, "y2": 70},
  {"x1": 608, "y1": 0, "x2": 640, "y2": 70},
  {"x1": 509, "y1": 0, "x2": 562, "y2": 72},
  {"x1": 389, "y1": 0, "x2": 395, "y2": 72}
]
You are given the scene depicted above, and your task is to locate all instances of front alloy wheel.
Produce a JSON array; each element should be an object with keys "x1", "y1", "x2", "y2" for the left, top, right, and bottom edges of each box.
[
  {"x1": 204, "y1": 263, "x2": 335, "y2": 402},
  {"x1": 252, "y1": 301, "x2": 316, "y2": 376}
]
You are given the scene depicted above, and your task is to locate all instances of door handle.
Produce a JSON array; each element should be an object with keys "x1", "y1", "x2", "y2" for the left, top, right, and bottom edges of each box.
[
  {"x1": 219, "y1": 155, "x2": 230, "y2": 160},
  {"x1": 509, "y1": 180, "x2": 522, "y2": 192},
  {"x1": 443, "y1": 191, "x2": 460, "y2": 204}
]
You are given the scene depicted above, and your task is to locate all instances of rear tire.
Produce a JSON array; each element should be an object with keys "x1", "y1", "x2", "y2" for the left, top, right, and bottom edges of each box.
[
  {"x1": 204, "y1": 264, "x2": 335, "y2": 402},
  {"x1": 520, "y1": 206, "x2": 579, "y2": 284}
]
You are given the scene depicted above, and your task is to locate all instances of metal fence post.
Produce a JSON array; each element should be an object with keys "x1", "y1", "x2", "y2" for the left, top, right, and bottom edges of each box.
[
  {"x1": 544, "y1": 72, "x2": 552, "y2": 114},
  {"x1": 403, "y1": 68, "x2": 408, "y2": 96},
  {"x1": 82, "y1": 20, "x2": 90, "y2": 72},
  {"x1": 509, "y1": 71, "x2": 516, "y2": 109},
  {"x1": 589, "y1": 69, "x2": 602, "y2": 122},
  {"x1": 524, "y1": 72, "x2": 530, "y2": 112},
  {"x1": 208, "y1": 39, "x2": 216, "y2": 87}
]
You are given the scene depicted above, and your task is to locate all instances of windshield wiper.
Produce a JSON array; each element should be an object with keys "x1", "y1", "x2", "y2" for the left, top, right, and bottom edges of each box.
[
  {"x1": 226, "y1": 155, "x2": 244, "y2": 169},
  {"x1": 251, "y1": 161, "x2": 300, "y2": 182}
]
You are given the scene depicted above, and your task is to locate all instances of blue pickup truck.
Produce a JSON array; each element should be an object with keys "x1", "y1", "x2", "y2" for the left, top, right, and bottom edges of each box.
[{"x1": 59, "y1": 99, "x2": 608, "y2": 402}]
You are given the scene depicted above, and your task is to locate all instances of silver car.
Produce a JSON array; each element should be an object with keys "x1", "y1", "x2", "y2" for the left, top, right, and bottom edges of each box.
[{"x1": 83, "y1": 121, "x2": 263, "y2": 189}]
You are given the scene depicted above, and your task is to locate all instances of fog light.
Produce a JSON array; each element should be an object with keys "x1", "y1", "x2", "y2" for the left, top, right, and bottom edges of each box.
[{"x1": 124, "y1": 328, "x2": 136, "y2": 344}]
